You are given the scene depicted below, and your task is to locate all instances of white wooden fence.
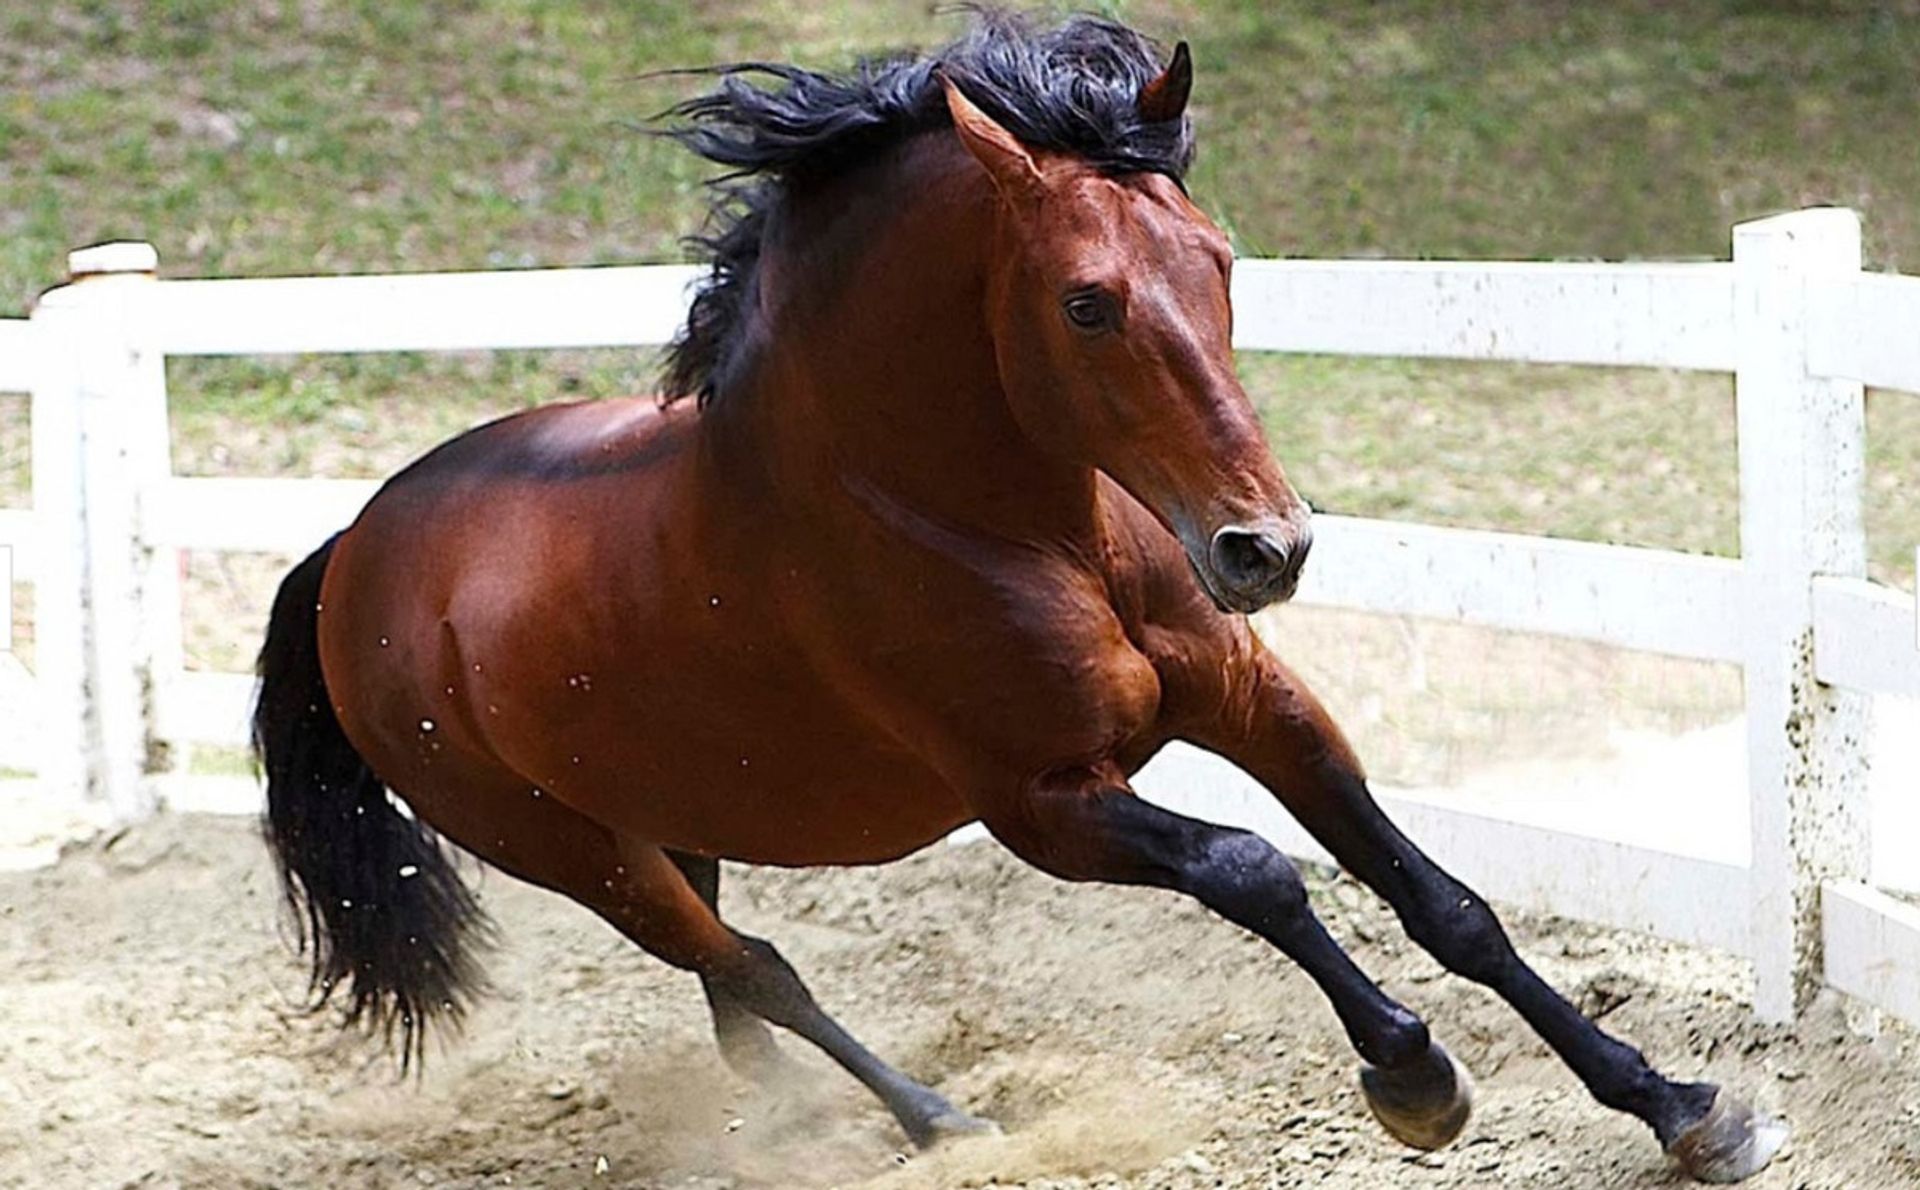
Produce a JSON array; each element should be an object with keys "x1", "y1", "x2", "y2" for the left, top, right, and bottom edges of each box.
[{"x1": 0, "y1": 209, "x2": 1916, "y2": 1030}]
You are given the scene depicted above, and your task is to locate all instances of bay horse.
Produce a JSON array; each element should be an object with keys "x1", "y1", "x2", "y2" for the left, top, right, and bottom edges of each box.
[{"x1": 253, "y1": 13, "x2": 1781, "y2": 1182}]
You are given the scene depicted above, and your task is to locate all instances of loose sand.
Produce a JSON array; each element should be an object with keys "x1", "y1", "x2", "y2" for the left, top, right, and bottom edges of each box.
[{"x1": 2, "y1": 812, "x2": 1915, "y2": 1189}]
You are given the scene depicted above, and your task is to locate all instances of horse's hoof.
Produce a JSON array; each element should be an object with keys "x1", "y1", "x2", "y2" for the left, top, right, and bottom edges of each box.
[
  {"x1": 1359, "y1": 1042, "x2": 1475, "y2": 1151},
  {"x1": 910, "y1": 1108, "x2": 1002, "y2": 1148},
  {"x1": 1665, "y1": 1089, "x2": 1788, "y2": 1183}
]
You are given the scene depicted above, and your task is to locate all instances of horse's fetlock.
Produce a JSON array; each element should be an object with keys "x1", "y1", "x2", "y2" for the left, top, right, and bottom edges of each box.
[
  {"x1": 1589, "y1": 1046, "x2": 1663, "y2": 1114},
  {"x1": 1361, "y1": 1006, "x2": 1433, "y2": 1071}
]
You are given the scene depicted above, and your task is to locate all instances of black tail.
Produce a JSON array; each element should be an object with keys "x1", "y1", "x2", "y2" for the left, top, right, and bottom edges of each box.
[{"x1": 253, "y1": 535, "x2": 490, "y2": 1070}]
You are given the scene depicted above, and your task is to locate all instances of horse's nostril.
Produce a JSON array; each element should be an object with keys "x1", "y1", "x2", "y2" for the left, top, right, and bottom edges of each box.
[
  {"x1": 1207, "y1": 522, "x2": 1311, "y2": 606},
  {"x1": 1215, "y1": 529, "x2": 1285, "y2": 584}
]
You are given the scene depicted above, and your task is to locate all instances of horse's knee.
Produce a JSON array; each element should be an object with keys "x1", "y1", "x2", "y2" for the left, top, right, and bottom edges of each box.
[
  {"x1": 1187, "y1": 832, "x2": 1431, "y2": 1068},
  {"x1": 1180, "y1": 829, "x2": 1309, "y2": 926}
]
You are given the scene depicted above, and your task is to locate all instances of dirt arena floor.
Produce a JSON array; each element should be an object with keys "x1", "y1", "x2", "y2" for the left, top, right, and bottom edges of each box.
[{"x1": 3, "y1": 812, "x2": 1917, "y2": 1189}]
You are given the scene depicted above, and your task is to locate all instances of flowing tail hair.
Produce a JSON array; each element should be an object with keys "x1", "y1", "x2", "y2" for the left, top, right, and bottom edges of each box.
[{"x1": 252, "y1": 534, "x2": 491, "y2": 1069}]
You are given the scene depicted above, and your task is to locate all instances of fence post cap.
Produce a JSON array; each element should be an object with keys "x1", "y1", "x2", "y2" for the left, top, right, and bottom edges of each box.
[{"x1": 67, "y1": 242, "x2": 158, "y2": 280}]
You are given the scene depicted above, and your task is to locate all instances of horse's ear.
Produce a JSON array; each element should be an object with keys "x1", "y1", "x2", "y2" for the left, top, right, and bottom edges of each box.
[
  {"x1": 942, "y1": 74, "x2": 1043, "y2": 202},
  {"x1": 1137, "y1": 41, "x2": 1193, "y2": 124}
]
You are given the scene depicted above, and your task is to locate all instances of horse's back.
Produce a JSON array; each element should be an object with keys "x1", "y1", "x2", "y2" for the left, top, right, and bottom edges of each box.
[
  {"x1": 324, "y1": 396, "x2": 701, "y2": 632},
  {"x1": 374, "y1": 395, "x2": 699, "y2": 501}
]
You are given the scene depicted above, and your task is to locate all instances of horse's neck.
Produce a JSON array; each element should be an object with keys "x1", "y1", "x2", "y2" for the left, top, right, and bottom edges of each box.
[{"x1": 706, "y1": 136, "x2": 1098, "y2": 542}]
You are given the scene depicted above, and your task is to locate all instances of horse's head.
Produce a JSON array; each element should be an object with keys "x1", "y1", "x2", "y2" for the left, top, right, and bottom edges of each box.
[{"x1": 944, "y1": 51, "x2": 1311, "y2": 613}]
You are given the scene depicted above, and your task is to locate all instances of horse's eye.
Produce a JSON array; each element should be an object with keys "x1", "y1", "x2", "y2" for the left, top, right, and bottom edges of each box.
[{"x1": 1063, "y1": 292, "x2": 1112, "y2": 332}]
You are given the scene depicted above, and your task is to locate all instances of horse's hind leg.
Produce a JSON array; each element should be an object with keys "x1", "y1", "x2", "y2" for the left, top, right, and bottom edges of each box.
[
  {"x1": 663, "y1": 850, "x2": 795, "y2": 1085},
  {"x1": 1202, "y1": 648, "x2": 1785, "y2": 1183},
  {"x1": 597, "y1": 840, "x2": 994, "y2": 1147},
  {"x1": 405, "y1": 777, "x2": 988, "y2": 1145}
]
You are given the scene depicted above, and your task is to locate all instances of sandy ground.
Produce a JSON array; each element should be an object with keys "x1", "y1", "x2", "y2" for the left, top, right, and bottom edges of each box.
[{"x1": 3, "y1": 813, "x2": 1917, "y2": 1190}]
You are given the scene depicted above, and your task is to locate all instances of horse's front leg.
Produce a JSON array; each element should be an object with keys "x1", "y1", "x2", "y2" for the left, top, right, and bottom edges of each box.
[
  {"x1": 977, "y1": 765, "x2": 1475, "y2": 1150},
  {"x1": 1194, "y1": 644, "x2": 1785, "y2": 1183}
]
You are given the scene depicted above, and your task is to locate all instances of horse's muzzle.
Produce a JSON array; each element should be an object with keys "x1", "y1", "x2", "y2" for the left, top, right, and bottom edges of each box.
[{"x1": 1205, "y1": 518, "x2": 1313, "y2": 613}]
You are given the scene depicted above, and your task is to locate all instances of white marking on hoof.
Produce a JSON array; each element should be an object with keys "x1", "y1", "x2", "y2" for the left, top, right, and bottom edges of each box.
[
  {"x1": 915, "y1": 1109, "x2": 1002, "y2": 1148},
  {"x1": 1666, "y1": 1090, "x2": 1789, "y2": 1183}
]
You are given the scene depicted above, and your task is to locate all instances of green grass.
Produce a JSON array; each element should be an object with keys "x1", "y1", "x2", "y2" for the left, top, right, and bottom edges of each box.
[
  {"x1": 1186, "y1": 1, "x2": 1920, "y2": 269},
  {"x1": 0, "y1": 0, "x2": 948, "y2": 312},
  {"x1": 7, "y1": 2, "x2": 1920, "y2": 303}
]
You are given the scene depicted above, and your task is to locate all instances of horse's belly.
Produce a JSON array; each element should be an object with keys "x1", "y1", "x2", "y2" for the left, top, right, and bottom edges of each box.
[
  {"x1": 334, "y1": 619, "x2": 971, "y2": 866},
  {"x1": 530, "y1": 697, "x2": 974, "y2": 865},
  {"x1": 442, "y1": 583, "x2": 973, "y2": 866}
]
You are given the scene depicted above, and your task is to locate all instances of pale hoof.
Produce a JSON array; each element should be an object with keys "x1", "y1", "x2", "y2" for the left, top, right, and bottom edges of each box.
[
  {"x1": 911, "y1": 1108, "x2": 1002, "y2": 1148},
  {"x1": 1666, "y1": 1089, "x2": 1788, "y2": 1183},
  {"x1": 1359, "y1": 1043, "x2": 1475, "y2": 1151}
]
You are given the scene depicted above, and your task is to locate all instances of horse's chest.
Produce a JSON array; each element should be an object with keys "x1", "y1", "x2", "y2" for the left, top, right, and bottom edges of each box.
[{"x1": 807, "y1": 561, "x2": 1166, "y2": 775}]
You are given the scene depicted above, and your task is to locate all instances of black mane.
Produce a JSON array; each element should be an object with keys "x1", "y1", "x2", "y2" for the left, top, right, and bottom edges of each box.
[{"x1": 658, "y1": 10, "x2": 1195, "y2": 406}]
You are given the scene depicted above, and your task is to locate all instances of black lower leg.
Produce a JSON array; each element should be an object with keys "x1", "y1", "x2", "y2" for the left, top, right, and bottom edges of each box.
[
  {"x1": 1305, "y1": 780, "x2": 1715, "y2": 1146},
  {"x1": 665, "y1": 850, "x2": 791, "y2": 1082},
  {"x1": 706, "y1": 932, "x2": 987, "y2": 1146},
  {"x1": 995, "y1": 787, "x2": 1443, "y2": 1078}
]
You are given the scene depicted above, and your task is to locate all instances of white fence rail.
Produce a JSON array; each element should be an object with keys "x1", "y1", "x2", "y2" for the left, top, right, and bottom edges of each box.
[
  {"x1": 1230, "y1": 259, "x2": 1741, "y2": 369},
  {"x1": 0, "y1": 210, "x2": 1916, "y2": 1030},
  {"x1": 1294, "y1": 518, "x2": 1749, "y2": 663},
  {"x1": 150, "y1": 264, "x2": 703, "y2": 356}
]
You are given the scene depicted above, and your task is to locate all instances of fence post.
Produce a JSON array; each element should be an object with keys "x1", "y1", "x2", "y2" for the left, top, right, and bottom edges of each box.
[
  {"x1": 1733, "y1": 208, "x2": 1872, "y2": 1022},
  {"x1": 30, "y1": 242, "x2": 179, "y2": 823},
  {"x1": 26, "y1": 269, "x2": 97, "y2": 814}
]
